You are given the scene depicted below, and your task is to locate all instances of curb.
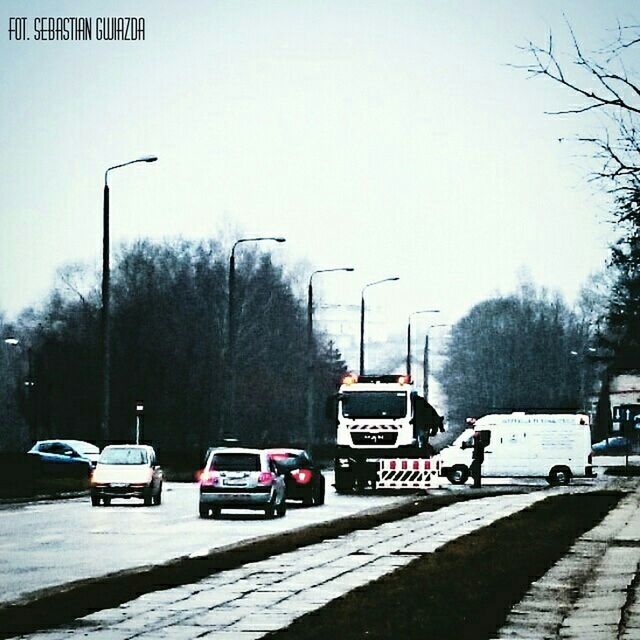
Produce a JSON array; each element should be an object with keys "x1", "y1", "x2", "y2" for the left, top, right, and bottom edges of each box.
[{"x1": 0, "y1": 490, "x2": 89, "y2": 506}]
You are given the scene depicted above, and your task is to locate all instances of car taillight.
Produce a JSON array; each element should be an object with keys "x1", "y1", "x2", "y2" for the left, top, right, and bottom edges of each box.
[
  {"x1": 291, "y1": 469, "x2": 312, "y2": 485},
  {"x1": 200, "y1": 471, "x2": 220, "y2": 486},
  {"x1": 258, "y1": 472, "x2": 274, "y2": 485}
]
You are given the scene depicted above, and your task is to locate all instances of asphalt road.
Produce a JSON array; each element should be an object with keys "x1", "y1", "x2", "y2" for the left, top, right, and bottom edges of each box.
[
  {"x1": 0, "y1": 468, "x2": 610, "y2": 607},
  {"x1": 0, "y1": 472, "x2": 409, "y2": 605}
]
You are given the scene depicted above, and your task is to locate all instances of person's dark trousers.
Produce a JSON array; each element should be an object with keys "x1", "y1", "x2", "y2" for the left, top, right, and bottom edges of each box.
[{"x1": 470, "y1": 460, "x2": 481, "y2": 488}]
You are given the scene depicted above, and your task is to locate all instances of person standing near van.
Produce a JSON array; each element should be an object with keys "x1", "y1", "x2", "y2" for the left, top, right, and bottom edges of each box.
[{"x1": 470, "y1": 431, "x2": 485, "y2": 488}]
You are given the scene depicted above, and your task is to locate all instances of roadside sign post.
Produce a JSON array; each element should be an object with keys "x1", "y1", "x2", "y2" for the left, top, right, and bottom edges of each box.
[{"x1": 135, "y1": 401, "x2": 144, "y2": 445}]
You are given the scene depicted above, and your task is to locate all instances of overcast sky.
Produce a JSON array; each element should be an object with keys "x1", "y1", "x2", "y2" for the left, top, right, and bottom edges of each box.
[{"x1": 1, "y1": 0, "x2": 636, "y2": 367}]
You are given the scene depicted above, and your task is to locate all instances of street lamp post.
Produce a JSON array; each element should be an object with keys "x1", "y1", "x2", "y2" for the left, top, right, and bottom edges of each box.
[
  {"x1": 359, "y1": 277, "x2": 399, "y2": 376},
  {"x1": 423, "y1": 324, "x2": 448, "y2": 402},
  {"x1": 406, "y1": 309, "x2": 439, "y2": 376},
  {"x1": 225, "y1": 236, "x2": 286, "y2": 438},
  {"x1": 101, "y1": 155, "x2": 157, "y2": 445},
  {"x1": 4, "y1": 337, "x2": 36, "y2": 441},
  {"x1": 307, "y1": 267, "x2": 354, "y2": 448}
]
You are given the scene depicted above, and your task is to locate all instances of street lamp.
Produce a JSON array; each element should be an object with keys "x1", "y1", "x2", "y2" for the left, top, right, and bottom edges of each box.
[
  {"x1": 101, "y1": 155, "x2": 157, "y2": 443},
  {"x1": 307, "y1": 267, "x2": 354, "y2": 447},
  {"x1": 406, "y1": 309, "x2": 439, "y2": 376},
  {"x1": 360, "y1": 277, "x2": 399, "y2": 376},
  {"x1": 225, "y1": 236, "x2": 286, "y2": 437}
]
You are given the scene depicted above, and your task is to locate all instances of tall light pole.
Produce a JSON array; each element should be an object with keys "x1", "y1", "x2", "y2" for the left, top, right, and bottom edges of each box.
[
  {"x1": 424, "y1": 323, "x2": 448, "y2": 402},
  {"x1": 360, "y1": 277, "x2": 399, "y2": 376},
  {"x1": 307, "y1": 267, "x2": 354, "y2": 447},
  {"x1": 101, "y1": 155, "x2": 157, "y2": 444},
  {"x1": 4, "y1": 337, "x2": 35, "y2": 441},
  {"x1": 226, "y1": 236, "x2": 286, "y2": 438},
  {"x1": 406, "y1": 309, "x2": 439, "y2": 376}
]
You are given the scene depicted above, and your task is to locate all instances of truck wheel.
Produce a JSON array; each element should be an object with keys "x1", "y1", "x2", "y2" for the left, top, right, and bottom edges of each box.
[
  {"x1": 334, "y1": 470, "x2": 353, "y2": 494},
  {"x1": 447, "y1": 465, "x2": 469, "y2": 485},
  {"x1": 547, "y1": 466, "x2": 572, "y2": 486}
]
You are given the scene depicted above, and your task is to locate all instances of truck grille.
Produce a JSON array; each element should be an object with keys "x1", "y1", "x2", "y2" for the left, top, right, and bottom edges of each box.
[{"x1": 351, "y1": 433, "x2": 398, "y2": 446}]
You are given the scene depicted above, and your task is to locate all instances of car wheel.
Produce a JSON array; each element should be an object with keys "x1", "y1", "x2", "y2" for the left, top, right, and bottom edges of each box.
[
  {"x1": 102, "y1": 497, "x2": 111, "y2": 506},
  {"x1": 264, "y1": 504, "x2": 275, "y2": 518},
  {"x1": 276, "y1": 499, "x2": 287, "y2": 518},
  {"x1": 143, "y1": 491, "x2": 153, "y2": 506},
  {"x1": 315, "y1": 481, "x2": 325, "y2": 506},
  {"x1": 91, "y1": 495, "x2": 100, "y2": 507},
  {"x1": 302, "y1": 491, "x2": 314, "y2": 507},
  {"x1": 547, "y1": 466, "x2": 572, "y2": 486},
  {"x1": 446, "y1": 465, "x2": 469, "y2": 485},
  {"x1": 199, "y1": 503, "x2": 210, "y2": 519},
  {"x1": 153, "y1": 485, "x2": 162, "y2": 506}
]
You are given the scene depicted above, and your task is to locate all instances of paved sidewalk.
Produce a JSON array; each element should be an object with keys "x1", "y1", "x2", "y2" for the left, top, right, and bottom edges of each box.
[
  {"x1": 495, "y1": 479, "x2": 640, "y2": 640},
  {"x1": 14, "y1": 491, "x2": 560, "y2": 640}
]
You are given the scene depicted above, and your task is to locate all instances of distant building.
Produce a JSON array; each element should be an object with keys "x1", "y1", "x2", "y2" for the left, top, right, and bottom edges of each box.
[{"x1": 591, "y1": 369, "x2": 640, "y2": 442}]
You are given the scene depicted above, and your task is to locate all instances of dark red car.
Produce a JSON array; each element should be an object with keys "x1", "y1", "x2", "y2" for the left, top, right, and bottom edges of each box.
[{"x1": 265, "y1": 448, "x2": 325, "y2": 506}]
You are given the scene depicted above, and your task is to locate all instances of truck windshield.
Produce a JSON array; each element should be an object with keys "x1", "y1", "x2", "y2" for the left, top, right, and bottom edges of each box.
[{"x1": 341, "y1": 391, "x2": 407, "y2": 419}]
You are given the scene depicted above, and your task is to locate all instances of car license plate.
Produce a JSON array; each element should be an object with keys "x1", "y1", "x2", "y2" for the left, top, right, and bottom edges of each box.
[
  {"x1": 111, "y1": 483, "x2": 128, "y2": 488},
  {"x1": 224, "y1": 479, "x2": 246, "y2": 486}
]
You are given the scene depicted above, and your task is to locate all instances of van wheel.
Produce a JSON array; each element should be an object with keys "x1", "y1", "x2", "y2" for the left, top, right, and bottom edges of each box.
[
  {"x1": 447, "y1": 465, "x2": 469, "y2": 485},
  {"x1": 547, "y1": 466, "x2": 572, "y2": 486}
]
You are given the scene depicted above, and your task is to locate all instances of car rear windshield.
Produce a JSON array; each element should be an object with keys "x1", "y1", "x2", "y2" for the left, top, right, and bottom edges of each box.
[
  {"x1": 210, "y1": 453, "x2": 261, "y2": 471},
  {"x1": 100, "y1": 448, "x2": 148, "y2": 465}
]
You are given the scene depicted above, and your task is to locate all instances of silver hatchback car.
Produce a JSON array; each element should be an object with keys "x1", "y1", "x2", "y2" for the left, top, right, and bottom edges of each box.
[{"x1": 199, "y1": 448, "x2": 286, "y2": 519}]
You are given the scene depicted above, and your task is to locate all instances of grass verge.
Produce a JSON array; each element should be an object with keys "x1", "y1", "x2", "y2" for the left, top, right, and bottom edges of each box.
[
  {"x1": 0, "y1": 488, "x2": 523, "y2": 638},
  {"x1": 265, "y1": 491, "x2": 621, "y2": 640}
]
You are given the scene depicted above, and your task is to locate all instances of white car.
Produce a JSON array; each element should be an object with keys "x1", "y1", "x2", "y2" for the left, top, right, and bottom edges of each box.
[{"x1": 90, "y1": 445, "x2": 163, "y2": 506}]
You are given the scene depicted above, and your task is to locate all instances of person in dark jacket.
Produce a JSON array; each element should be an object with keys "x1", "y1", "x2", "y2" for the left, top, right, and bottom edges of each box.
[{"x1": 470, "y1": 431, "x2": 485, "y2": 488}]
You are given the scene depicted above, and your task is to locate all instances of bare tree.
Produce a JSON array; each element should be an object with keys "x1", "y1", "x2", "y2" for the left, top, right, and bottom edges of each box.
[{"x1": 519, "y1": 20, "x2": 640, "y2": 188}]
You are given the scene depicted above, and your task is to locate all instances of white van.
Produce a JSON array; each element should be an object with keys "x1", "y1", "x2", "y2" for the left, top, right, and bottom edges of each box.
[{"x1": 439, "y1": 413, "x2": 593, "y2": 485}]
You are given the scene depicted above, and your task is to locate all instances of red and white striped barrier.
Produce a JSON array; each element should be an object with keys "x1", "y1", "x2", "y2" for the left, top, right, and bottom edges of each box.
[{"x1": 376, "y1": 457, "x2": 441, "y2": 490}]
